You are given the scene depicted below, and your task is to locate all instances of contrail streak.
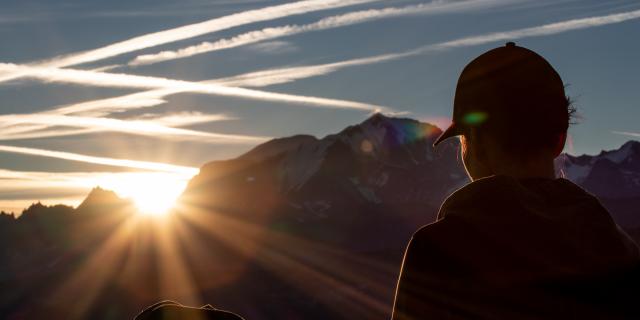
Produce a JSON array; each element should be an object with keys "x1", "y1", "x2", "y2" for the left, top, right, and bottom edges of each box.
[
  {"x1": 0, "y1": 0, "x2": 378, "y2": 83},
  {"x1": 29, "y1": 8, "x2": 640, "y2": 117},
  {"x1": 0, "y1": 113, "x2": 269, "y2": 143},
  {"x1": 612, "y1": 131, "x2": 640, "y2": 138},
  {"x1": 0, "y1": 145, "x2": 199, "y2": 175},
  {"x1": 0, "y1": 128, "x2": 97, "y2": 141},
  {"x1": 52, "y1": 90, "x2": 176, "y2": 116},
  {"x1": 129, "y1": 0, "x2": 511, "y2": 67},
  {"x1": 0, "y1": 63, "x2": 387, "y2": 112},
  {"x1": 218, "y1": 8, "x2": 640, "y2": 87},
  {"x1": 8, "y1": 7, "x2": 638, "y2": 140}
]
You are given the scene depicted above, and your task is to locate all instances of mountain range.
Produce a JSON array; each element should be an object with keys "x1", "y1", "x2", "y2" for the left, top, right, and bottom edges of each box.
[{"x1": 1, "y1": 114, "x2": 638, "y2": 320}]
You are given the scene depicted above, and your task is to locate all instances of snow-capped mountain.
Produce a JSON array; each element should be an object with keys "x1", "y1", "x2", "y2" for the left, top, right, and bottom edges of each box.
[
  {"x1": 181, "y1": 114, "x2": 468, "y2": 250},
  {"x1": 188, "y1": 113, "x2": 466, "y2": 203},
  {"x1": 556, "y1": 140, "x2": 640, "y2": 227},
  {"x1": 556, "y1": 141, "x2": 640, "y2": 198},
  {"x1": 182, "y1": 114, "x2": 640, "y2": 236}
]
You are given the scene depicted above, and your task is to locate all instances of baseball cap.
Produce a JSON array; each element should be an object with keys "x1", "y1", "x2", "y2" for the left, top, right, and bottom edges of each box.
[{"x1": 433, "y1": 42, "x2": 568, "y2": 147}]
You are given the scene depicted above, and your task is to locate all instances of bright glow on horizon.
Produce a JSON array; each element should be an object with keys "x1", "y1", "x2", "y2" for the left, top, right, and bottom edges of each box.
[
  {"x1": 89, "y1": 172, "x2": 190, "y2": 217},
  {"x1": 132, "y1": 186, "x2": 181, "y2": 217},
  {"x1": 0, "y1": 169, "x2": 194, "y2": 216}
]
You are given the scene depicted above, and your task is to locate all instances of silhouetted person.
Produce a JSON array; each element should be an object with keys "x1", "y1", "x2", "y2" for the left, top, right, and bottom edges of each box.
[{"x1": 392, "y1": 42, "x2": 640, "y2": 319}]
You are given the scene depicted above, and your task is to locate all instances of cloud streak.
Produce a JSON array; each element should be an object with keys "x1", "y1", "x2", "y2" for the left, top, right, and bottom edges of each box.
[
  {"x1": 23, "y1": 7, "x2": 640, "y2": 130},
  {"x1": 214, "y1": 7, "x2": 640, "y2": 87},
  {"x1": 128, "y1": 0, "x2": 508, "y2": 67},
  {"x1": 0, "y1": 113, "x2": 269, "y2": 143},
  {"x1": 0, "y1": 145, "x2": 199, "y2": 175},
  {"x1": 95, "y1": 8, "x2": 640, "y2": 103},
  {"x1": 7, "y1": 7, "x2": 639, "y2": 143},
  {"x1": 0, "y1": 63, "x2": 387, "y2": 112},
  {"x1": 612, "y1": 131, "x2": 640, "y2": 138},
  {"x1": 0, "y1": 0, "x2": 378, "y2": 83}
]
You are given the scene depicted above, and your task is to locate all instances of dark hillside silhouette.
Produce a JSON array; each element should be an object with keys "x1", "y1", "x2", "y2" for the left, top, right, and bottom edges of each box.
[{"x1": 0, "y1": 114, "x2": 638, "y2": 319}]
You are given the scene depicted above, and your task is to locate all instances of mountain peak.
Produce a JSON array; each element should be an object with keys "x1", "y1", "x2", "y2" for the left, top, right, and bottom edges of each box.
[
  {"x1": 596, "y1": 140, "x2": 640, "y2": 164},
  {"x1": 347, "y1": 113, "x2": 442, "y2": 147},
  {"x1": 83, "y1": 186, "x2": 120, "y2": 201},
  {"x1": 77, "y1": 187, "x2": 131, "y2": 213},
  {"x1": 621, "y1": 140, "x2": 640, "y2": 152},
  {"x1": 191, "y1": 115, "x2": 456, "y2": 197},
  {"x1": 361, "y1": 112, "x2": 392, "y2": 125},
  {"x1": 360, "y1": 112, "x2": 417, "y2": 127}
]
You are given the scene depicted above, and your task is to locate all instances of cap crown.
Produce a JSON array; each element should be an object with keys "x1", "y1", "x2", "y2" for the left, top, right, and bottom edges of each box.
[{"x1": 452, "y1": 42, "x2": 568, "y2": 145}]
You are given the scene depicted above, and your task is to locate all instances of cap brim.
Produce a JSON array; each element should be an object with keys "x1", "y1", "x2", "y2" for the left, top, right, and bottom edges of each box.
[{"x1": 433, "y1": 123, "x2": 460, "y2": 147}]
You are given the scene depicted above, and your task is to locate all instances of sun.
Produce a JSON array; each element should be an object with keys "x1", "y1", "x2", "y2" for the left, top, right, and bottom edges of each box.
[
  {"x1": 87, "y1": 172, "x2": 190, "y2": 217},
  {"x1": 132, "y1": 185, "x2": 181, "y2": 216},
  {"x1": 127, "y1": 174, "x2": 188, "y2": 217}
]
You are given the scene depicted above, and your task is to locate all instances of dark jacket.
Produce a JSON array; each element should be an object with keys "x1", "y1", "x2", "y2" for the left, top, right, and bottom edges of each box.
[{"x1": 392, "y1": 175, "x2": 640, "y2": 320}]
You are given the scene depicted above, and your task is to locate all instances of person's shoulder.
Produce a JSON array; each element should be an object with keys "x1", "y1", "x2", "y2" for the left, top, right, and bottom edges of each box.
[
  {"x1": 406, "y1": 216, "x2": 477, "y2": 274},
  {"x1": 437, "y1": 175, "x2": 516, "y2": 219},
  {"x1": 445, "y1": 175, "x2": 516, "y2": 203},
  {"x1": 411, "y1": 215, "x2": 464, "y2": 245},
  {"x1": 438, "y1": 175, "x2": 600, "y2": 219}
]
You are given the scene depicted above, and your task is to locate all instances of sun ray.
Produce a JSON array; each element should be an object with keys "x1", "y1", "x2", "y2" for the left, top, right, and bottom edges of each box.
[
  {"x1": 151, "y1": 216, "x2": 203, "y2": 305},
  {"x1": 48, "y1": 214, "x2": 138, "y2": 319},
  {"x1": 177, "y1": 205, "x2": 398, "y2": 317}
]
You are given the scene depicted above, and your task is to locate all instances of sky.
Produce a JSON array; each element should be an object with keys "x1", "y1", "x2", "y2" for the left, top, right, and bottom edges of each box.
[{"x1": 0, "y1": 0, "x2": 639, "y2": 214}]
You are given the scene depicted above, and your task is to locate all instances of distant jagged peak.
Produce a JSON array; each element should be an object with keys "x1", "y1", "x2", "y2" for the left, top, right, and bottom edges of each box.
[
  {"x1": 26, "y1": 201, "x2": 45, "y2": 210},
  {"x1": 83, "y1": 186, "x2": 120, "y2": 202},
  {"x1": 19, "y1": 202, "x2": 75, "y2": 220},
  {"x1": 556, "y1": 140, "x2": 640, "y2": 183},
  {"x1": 0, "y1": 210, "x2": 15, "y2": 217},
  {"x1": 0, "y1": 211, "x2": 15, "y2": 221},
  {"x1": 77, "y1": 186, "x2": 131, "y2": 212},
  {"x1": 598, "y1": 140, "x2": 640, "y2": 164},
  {"x1": 561, "y1": 140, "x2": 639, "y2": 161},
  {"x1": 562, "y1": 140, "x2": 640, "y2": 164},
  {"x1": 22, "y1": 201, "x2": 73, "y2": 212}
]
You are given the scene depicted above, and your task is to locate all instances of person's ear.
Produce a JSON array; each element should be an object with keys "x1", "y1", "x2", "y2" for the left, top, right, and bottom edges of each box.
[{"x1": 553, "y1": 132, "x2": 567, "y2": 157}]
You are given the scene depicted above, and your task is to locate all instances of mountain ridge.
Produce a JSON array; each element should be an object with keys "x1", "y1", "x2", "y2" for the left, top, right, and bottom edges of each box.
[{"x1": 4, "y1": 114, "x2": 639, "y2": 222}]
